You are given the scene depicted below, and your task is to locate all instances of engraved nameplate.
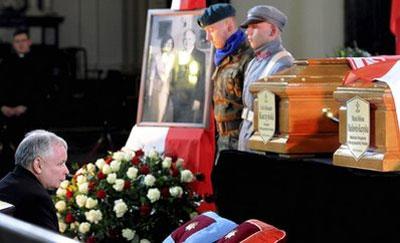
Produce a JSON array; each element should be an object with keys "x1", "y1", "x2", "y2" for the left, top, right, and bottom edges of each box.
[
  {"x1": 346, "y1": 96, "x2": 370, "y2": 161},
  {"x1": 258, "y1": 90, "x2": 276, "y2": 144}
]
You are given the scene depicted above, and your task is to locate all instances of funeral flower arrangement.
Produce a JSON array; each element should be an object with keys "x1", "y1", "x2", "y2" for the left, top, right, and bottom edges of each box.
[{"x1": 53, "y1": 148, "x2": 201, "y2": 242}]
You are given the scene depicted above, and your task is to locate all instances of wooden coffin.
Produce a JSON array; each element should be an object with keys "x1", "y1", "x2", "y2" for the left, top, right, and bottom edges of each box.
[
  {"x1": 333, "y1": 81, "x2": 400, "y2": 171},
  {"x1": 248, "y1": 58, "x2": 350, "y2": 155}
]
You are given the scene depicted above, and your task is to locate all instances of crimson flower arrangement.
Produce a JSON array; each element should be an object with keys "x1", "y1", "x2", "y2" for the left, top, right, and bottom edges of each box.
[{"x1": 53, "y1": 148, "x2": 201, "y2": 242}]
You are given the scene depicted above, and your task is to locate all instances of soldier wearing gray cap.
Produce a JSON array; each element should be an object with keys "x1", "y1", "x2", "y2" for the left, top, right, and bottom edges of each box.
[
  {"x1": 197, "y1": 4, "x2": 254, "y2": 153},
  {"x1": 240, "y1": 5, "x2": 287, "y2": 31},
  {"x1": 238, "y1": 5, "x2": 294, "y2": 152}
]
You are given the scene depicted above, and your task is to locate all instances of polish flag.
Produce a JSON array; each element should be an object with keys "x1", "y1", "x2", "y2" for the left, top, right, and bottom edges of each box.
[
  {"x1": 344, "y1": 57, "x2": 400, "y2": 134},
  {"x1": 171, "y1": 0, "x2": 206, "y2": 10},
  {"x1": 125, "y1": 115, "x2": 216, "y2": 211},
  {"x1": 346, "y1": 56, "x2": 400, "y2": 70}
]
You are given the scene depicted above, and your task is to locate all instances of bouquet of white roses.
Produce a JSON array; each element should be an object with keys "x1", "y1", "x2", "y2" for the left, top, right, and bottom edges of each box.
[{"x1": 53, "y1": 148, "x2": 201, "y2": 242}]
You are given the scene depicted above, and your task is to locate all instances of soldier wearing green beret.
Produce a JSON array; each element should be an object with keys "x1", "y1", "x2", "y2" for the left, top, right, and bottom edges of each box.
[{"x1": 198, "y1": 3, "x2": 254, "y2": 155}]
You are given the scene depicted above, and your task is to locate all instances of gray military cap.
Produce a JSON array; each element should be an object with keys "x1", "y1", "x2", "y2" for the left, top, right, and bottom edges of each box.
[{"x1": 240, "y1": 5, "x2": 287, "y2": 31}]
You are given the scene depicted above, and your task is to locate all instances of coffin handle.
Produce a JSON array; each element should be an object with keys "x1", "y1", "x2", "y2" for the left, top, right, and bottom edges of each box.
[{"x1": 322, "y1": 108, "x2": 339, "y2": 123}]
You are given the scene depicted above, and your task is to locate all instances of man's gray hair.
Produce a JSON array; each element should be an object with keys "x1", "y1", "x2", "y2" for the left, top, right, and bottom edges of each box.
[{"x1": 15, "y1": 130, "x2": 68, "y2": 168}]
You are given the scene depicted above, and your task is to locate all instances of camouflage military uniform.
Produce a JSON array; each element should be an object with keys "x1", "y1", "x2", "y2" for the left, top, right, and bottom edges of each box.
[{"x1": 212, "y1": 39, "x2": 254, "y2": 151}]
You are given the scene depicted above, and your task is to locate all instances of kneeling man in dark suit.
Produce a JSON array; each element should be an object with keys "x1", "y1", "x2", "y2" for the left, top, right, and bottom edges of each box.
[{"x1": 0, "y1": 130, "x2": 69, "y2": 232}]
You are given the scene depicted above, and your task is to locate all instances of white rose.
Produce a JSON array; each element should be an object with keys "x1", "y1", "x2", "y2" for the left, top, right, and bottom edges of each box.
[
  {"x1": 144, "y1": 174, "x2": 156, "y2": 187},
  {"x1": 85, "y1": 209, "x2": 103, "y2": 224},
  {"x1": 59, "y1": 180, "x2": 69, "y2": 189},
  {"x1": 148, "y1": 149, "x2": 158, "y2": 159},
  {"x1": 56, "y1": 188, "x2": 66, "y2": 198},
  {"x1": 176, "y1": 158, "x2": 184, "y2": 168},
  {"x1": 162, "y1": 157, "x2": 172, "y2": 168},
  {"x1": 127, "y1": 167, "x2": 138, "y2": 179},
  {"x1": 140, "y1": 239, "x2": 151, "y2": 243},
  {"x1": 95, "y1": 158, "x2": 106, "y2": 170},
  {"x1": 180, "y1": 170, "x2": 194, "y2": 183},
  {"x1": 76, "y1": 168, "x2": 87, "y2": 176},
  {"x1": 107, "y1": 173, "x2": 117, "y2": 184},
  {"x1": 113, "y1": 179, "x2": 125, "y2": 191},
  {"x1": 86, "y1": 163, "x2": 96, "y2": 173},
  {"x1": 85, "y1": 197, "x2": 98, "y2": 209},
  {"x1": 122, "y1": 228, "x2": 136, "y2": 241},
  {"x1": 59, "y1": 221, "x2": 67, "y2": 233},
  {"x1": 121, "y1": 147, "x2": 136, "y2": 159},
  {"x1": 55, "y1": 200, "x2": 66, "y2": 212},
  {"x1": 75, "y1": 195, "x2": 88, "y2": 208},
  {"x1": 78, "y1": 222, "x2": 91, "y2": 234},
  {"x1": 110, "y1": 160, "x2": 121, "y2": 172},
  {"x1": 112, "y1": 151, "x2": 125, "y2": 161},
  {"x1": 113, "y1": 199, "x2": 128, "y2": 218},
  {"x1": 169, "y1": 186, "x2": 183, "y2": 198},
  {"x1": 76, "y1": 175, "x2": 87, "y2": 185},
  {"x1": 124, "y1": 151, "x2": 135, "y2": 161},
  {"x1": 147, "y1": 188, "x2": 160, "y2": 203},
  {"x1": 70, "y1": 221, "x2": 79, "y2": 231},
  {"x1": 78, "y1": 182, "x2": 89, "y2": 194},
  {"x1": 102, "y1": 164, "x2": 112, "y2": 175}
]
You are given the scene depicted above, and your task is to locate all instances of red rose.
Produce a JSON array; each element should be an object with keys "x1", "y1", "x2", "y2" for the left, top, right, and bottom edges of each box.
[
  {"x1": 140, "y1": 165, "x2": 150, "y2": 175},
  {"x1": 105, "y1": 157, "x2": 113, "y2": 164},
  {"x1": 161, "y1": 187, "x2": 170, "y2": 198},
  {"x1": 171, "y1": 155, "x2": 178, "y2": 162},
  {"x1": 86, "y1": 236, "x2": 96, "y2": 243},
  {"x1": 66, "y1": 189, "x2": 73, "y2": 199},
  {"x1": 97, "y1": 171, "x2": 106, "y2": 180},
  {"x1": 135, "y1": 149, "x2": 144, "y2": 157},
  {"x1": 88, "y1": 181, "x2": 96, "y2": 191},
  {"x1": 139, "y1": 204, "x2": 151, "y2": 216},
  {"x1": 96, "y1": 189, "x2": 106, "y2": 199},
  {"x1": 65, "y1": 212, "x2": 74, "y2": 223},
  {"x1": 171, "y1": 167, "x2": 179, "y2": 177},
  {"x1": 124, "y1": 180, "x2": 131, "y2": 190},
  {"x1": 131, "y1": 156, "x2": 140, "y2": 165}
]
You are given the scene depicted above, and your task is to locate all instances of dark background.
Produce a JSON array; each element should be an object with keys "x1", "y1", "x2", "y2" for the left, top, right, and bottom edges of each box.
[
  {"x1": 345, "y1": 0, "x2": 395, "y2": 55},
  {"x1": 213, "y1": 150, "x2": 400, "y2": 243}
]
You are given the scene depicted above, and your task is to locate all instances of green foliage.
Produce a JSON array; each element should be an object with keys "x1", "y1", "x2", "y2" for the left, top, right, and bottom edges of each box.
[{"x1": 334, "y1": 42, "x2": 371, "y2": 57}]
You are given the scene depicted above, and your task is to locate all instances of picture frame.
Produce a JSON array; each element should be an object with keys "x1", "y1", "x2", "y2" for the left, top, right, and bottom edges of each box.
[{"x1": 136, "y1": 9, "x2": 214, "y2": 128}]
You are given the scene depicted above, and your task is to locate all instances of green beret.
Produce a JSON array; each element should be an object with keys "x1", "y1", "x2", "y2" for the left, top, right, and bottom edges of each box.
[{"x1": 197, "y1": 3, "x2": 236, "y2": 28}]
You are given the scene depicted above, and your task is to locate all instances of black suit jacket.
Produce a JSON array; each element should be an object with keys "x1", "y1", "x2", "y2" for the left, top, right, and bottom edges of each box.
[{"x1": 0, "y1": 165, "x2": 59, "y2": 232}]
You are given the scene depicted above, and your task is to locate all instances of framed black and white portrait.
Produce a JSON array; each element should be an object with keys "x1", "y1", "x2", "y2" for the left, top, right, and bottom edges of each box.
[{"x1": 137, "y1": 9, "x2": 213, "y2": 128}]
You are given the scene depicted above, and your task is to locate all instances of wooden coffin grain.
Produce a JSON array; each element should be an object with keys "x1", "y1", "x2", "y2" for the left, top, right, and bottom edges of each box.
[
  {"x1": 333, "y1": 81, "x2": 400, "y2": 171},
  {"x1": 248, "y1": 58, "x2": 350, "y2": 155}
]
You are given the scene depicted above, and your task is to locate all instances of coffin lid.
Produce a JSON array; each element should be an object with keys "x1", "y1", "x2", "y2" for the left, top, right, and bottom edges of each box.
[{"x1": 259, "y1": 58, "x2": 351, "y2": 84}]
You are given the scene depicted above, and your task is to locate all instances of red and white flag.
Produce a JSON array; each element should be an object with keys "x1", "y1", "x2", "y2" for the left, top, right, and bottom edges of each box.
[
  {"x1": 125, "y1": 118, "x2": 216, "y2": 211},
  {"x1": 346, "y1": 55, "x2": 400, "y2": 70},
  {"x1": 171, "y1": 0, "x2": 206, "y2": 10},
  {"x1": 345, "y1": 57, "x2": 400, "y2": 134}
]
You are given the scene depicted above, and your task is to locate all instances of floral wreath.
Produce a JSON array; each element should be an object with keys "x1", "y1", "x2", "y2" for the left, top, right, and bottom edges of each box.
[{"x1": 53, "y1": 148, "x2": 202, "y2": 242}]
